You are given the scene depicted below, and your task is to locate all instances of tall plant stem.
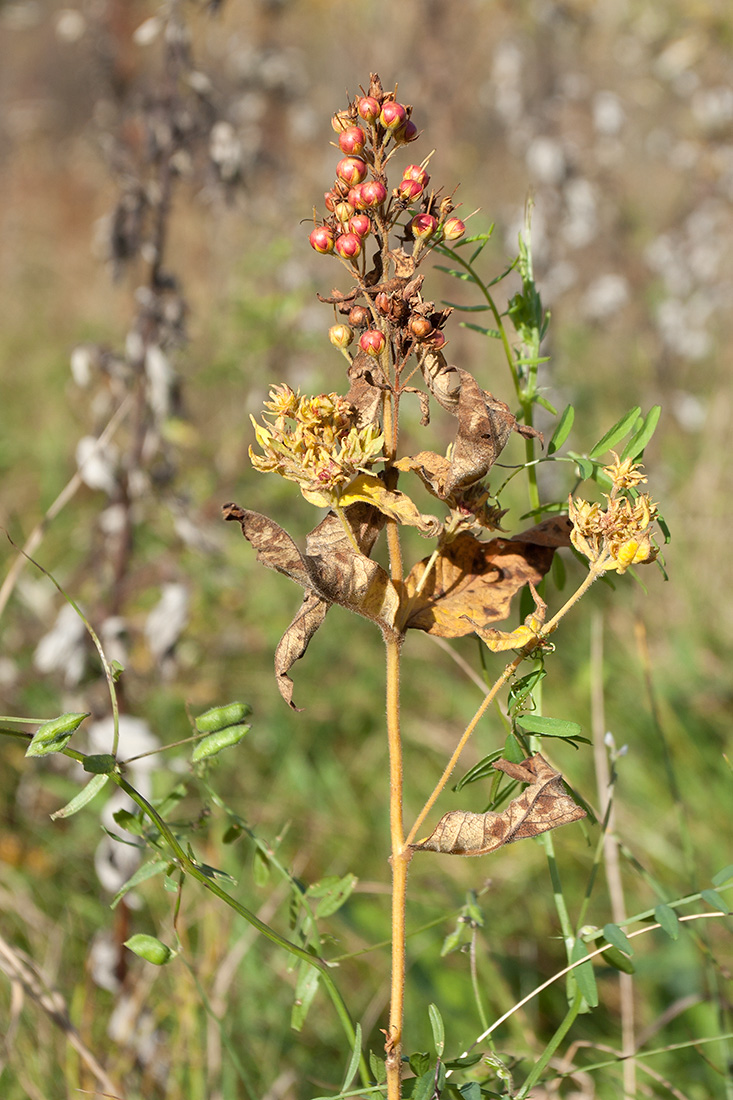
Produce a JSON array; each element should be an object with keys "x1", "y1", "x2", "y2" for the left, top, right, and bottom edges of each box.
[{"x1": 384, "y1": 629, "x2": 411, "y2": 1100}]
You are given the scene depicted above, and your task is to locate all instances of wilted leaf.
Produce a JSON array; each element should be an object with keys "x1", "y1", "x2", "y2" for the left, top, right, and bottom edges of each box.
[
  {"x1": 401, "y1": 531, "x2": 557, "y2": 637},
  {"x1": 411, "y1": 754, "x2": 585, "y2": 856},
  {"x1": 338, "y1": 473, "x2": 439, "y2": 534},
  {"x1": 224, "y1": 501, "x2": 399, "y2": 708},
  {"x1": 418, "y1": 349, "x2": 541, "y2": 493}
]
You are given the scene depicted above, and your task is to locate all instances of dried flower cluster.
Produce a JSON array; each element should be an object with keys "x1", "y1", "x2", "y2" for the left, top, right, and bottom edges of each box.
[{"x1": 569, "y1": 453, "x2": 658, "y2": 574}]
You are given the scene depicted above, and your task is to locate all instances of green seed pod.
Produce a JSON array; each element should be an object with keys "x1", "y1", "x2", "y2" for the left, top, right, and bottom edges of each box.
[
  {"x1": 124, "y1": 934, "x2": 175, "y2": 966},
  {"x1": 192, "y1": 723, "x2": 250, "y2": 763},
  {"x1": 26, "y1": 712, "x2": 90, "y2": 758},
  {"x1": 195, "y1": 702, "x2": 252, "y2": 734}
]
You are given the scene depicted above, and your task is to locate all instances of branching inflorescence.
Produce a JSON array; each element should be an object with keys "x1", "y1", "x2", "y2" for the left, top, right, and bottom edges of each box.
[{"x1": 223, "y1": 72, "x2": 660, "y2": 1099}]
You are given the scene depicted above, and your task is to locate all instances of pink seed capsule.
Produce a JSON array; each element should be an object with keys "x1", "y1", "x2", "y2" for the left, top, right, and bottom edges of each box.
[
  {"x1": 336, "y1": 156, "x2": 367, "y2": 186},
  {"x1": 397, "y1": 178, "x2": 424, "y2": 202},
  {"x1": 361, "y1": 180, "x2": 387, "y2": 208},
  {"x1": 402, "y1": 164, "x2": 429, "y2": 187},
  {"x1": 410, "y1": 213, "x2": 438, "y2": 239},
  {"x1": 359, "y1": 329, "x2": 386, "y2": 356},
  {"x1": 338, "y1": 126, "x2": 367, "y2": 156},
  {"x1": 379, "y1": 101, "x2": 407, "y2": 131},
  {"x1": 349, "y1": 214, "x2": 371, "y2": 238},
  {"x1": 442, "y1": 217, "x2": 466, "y2": 241},
  {"x1": 334, "y1": 232, "x2": 362, "y2": 260},
  {"x1": 357, "y1": 96, "x2": 380, "y2": 123},
  {"x1": 309, "y1": 226, "x2": 335, "y2": 254}
]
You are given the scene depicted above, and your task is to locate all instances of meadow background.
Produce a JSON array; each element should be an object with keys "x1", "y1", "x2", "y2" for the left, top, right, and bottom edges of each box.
[{"x1": 0, "y1": 1, "x2": 731, "y2": 1098}]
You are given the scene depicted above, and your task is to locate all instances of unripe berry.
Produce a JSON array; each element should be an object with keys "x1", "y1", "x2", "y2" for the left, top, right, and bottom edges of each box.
[
  {"x1": 359, "y1": 329, "x2": 386, "y2": 357},
  {"x1": 380, "y1": 101, "x2": 407, "y2": 131},
  {"x1": 338, "y1": 126, "x2": 367, "y2": 156},
  {"x1": 357, "y1": 96, "x2": 380, "y2": 123},
  {"x1": 397, "y1": 178, "x2": 424, "y2": 202},
  {"x1": 442, "y1": 217, "x2": 466, "y2": 241},
  {"x1": 329, "y1": 324, "x2": 354, "y2": 349},
  {"x1": 349, "y1": 214, "x2": 371, "y2": 238},
  {"x1": 348, "y1": 305, "x2": 370, "y2": 327},
  {"x1": 334, "y1": 201, "x2": 355, "y2": 223},
  {"x1": 410, "y1": 213, "x2": 438, "y2": 239},
  {"x1": 336, "y1": 156, "x2": 367, "y2": 185},
  {"x1": 403, "y1": 164, "x2": 429, "y2": 187},
  {"x1": 395, "y1": 119, "x2": 418, "y2": 144},
  {"x1": 334, "y1": 232, "x2": 362, "y2": 260},
  {"x1": 409, "y1": 316, "x2": 434, "y2": 340},
  {"x1": 310, "y1": 226, "x2": 335, "y2": 254},
  {"x1": 361, "y1": 179, "x2": 387, "y2": 208}
]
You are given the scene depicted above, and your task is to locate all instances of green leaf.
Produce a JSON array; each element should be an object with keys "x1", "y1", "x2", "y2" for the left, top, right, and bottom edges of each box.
[
  {"x1": 654, "y1": 903, "x2": 680, "y2": 940},
  {"x1": 621, "y1": 405, "x2": 661, "y2": 460},
  {"x1": 109, "y1": 660, "x2": 125, "y2": 682},
  {"x1": 461, "y1": 322, "x2": 502, "y2": 339},
  {"x1": 110, "y1": 859, "x2": 169, "y2": 909},
  {"x1": 412, "y1": 1065, "x2": 442, "y2": 1100},
  {"x1": 290, "y1": 959, "x2": 320, "y2": 1031},
  {"x1": 453, "y1": 750, "x2": 504, "y2": 792},
  {"x1": 701, "y1": 889, "x2": 730, "y2": 914},
  {"x1": 503, "y1": 732, "x2": 525, "y2": 763},
  {"x1": 252, "y1": 847, "x2": 271, "y2": 886},
  {"x1": 601, "y1": 946, "x2": 635, "y2": 974},
  {"x1": 83, "y1": 753, "x2": 116, "y2": 774},
  {"x1": 125, "y1": 933, "x2": 175, "y2": 966},
  {"x1": 428, "y1": 1003, "x2": 445, "y2": 1058},
  {"x1": 535, "y1": 394, "x2": 558, "y2": 415},
  {"x1": 112, "y1": 807, "x2": 147, "y2": 835},
  {"x1": 443, "y1": 1053, "x2": 483, "y2": 1070},
  {"x1": 50, "y1": 773, "x2": 109, "y2": 820},
  {"x1": 408, "y1": 1052, "x2": 431, "y2": 1077},
  {"x1": 341, "y1": 1022, "x2": 362, "y2": 1092},
  {"x1": 458, "y1": 1083, "x2": 481, "y2": 1100},
  {"x1": 222, "y1": 821, "x2": 243, "y2": 845},
  {"x1": 312, "y1": 873, "x2": 358, "y2": 919},
  {"x1": 548, "y1": 405, "x2": 575, "y2": 454},
  {"x1": 515, "y1": 715, "x2": 584, "y2": 739},
  {"x1": 571, "y1": 939, "x2": 598, "y2": 1007},
  {"x1": 602, "y1": 922, "x2": 633, "y2": 955},
  {"x1": 588, "y1": 406, "x2": 641, "y2": 459},
  {"x1": 440, "y1": 928, "x2": 465, "y2": 957},
  {"x1": 567, "y1": 452, "x2": 595, "y2": 480},
  {"x1": 712, "y1": 865, "x2": 733, "y2": 887},
  {"x1": 507, "y1": 669, "x2": 546, "y2": 713},
  {"x1": 26, "y1": 712, "x2": 89, "y2": 757},
  {"x1": 369, "y1": 1050, "x2": 387, "y2": 1085}
]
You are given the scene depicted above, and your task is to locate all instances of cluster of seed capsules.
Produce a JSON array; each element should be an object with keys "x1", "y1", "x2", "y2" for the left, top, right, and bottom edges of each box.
[{"x1": 308, "y1": 83, "x2": 466, "y2": 360}]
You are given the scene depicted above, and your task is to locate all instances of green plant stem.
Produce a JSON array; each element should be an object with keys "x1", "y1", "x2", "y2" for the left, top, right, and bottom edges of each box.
[{"x1": 516, "y1": 988, "x2": 584, "y2": 1098}]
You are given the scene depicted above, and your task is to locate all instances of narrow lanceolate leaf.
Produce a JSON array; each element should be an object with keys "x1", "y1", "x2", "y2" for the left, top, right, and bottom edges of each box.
[
  {"x1": 50, "y1": 773, "x2": 109, "y2": 820},
  {"x1": 621, "y1": 404, "x2": 661, "y2": 460},
  {"x1": 602, "y1": 946, "x2": 636, "y2": 974},
  {"x1": 548, "y1": 405, "x2": 575, "y2": 454},
  {"x1": 588, "y1": 406, "x2": 641, "y2": 459},
  {"x1": 515, "y1": 715, "x2": 583, "y2": 739},
  {"x1": 571, "y1": 939, "x2": 599, "y2": 1006},
  {"x1": 311, "y1": 873, "x2": 358, "y2": 919},
  {"x1": 412, "y1": 754, "x2": 585, "y2": 856},
  {"x1": 428, "y1": 1003, "x2": 445, "y2": 1057},
  {"x1": 654, "y1": 903, "x2": 680, "y2": 940},
  {"x1": 291, "y1": 959, "x2": 320, "y2": 1032},
  {"x1": 712, "y1": 865, "x2": 733, "y2": 888},
  {"x1": 341, "y1": 1023, "x2": 362, "y2": 1092},
  {"x1": 111, "y1": 859, "x2": 169, "y2": 909},
  {"x1": 602, "y1": 922, "x2": 633, "y2": 955},
  {"x1": 701, "y1": 889, "x2": 730, "y2": 914}
]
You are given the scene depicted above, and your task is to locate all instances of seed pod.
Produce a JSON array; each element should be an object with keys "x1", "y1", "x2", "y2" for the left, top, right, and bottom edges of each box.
[
  {"x1": 124, "y1": 934, "x2": 175, "y2": 966},
  {"x1": 195, "y1": 701, "x2": 252, "y2": 734},
  {"x1": 26, "y1": 712, "x2": 90, "y2": 758},
  {"x1": 192, "y1": 722, "x2": 250, "y2": 762}
]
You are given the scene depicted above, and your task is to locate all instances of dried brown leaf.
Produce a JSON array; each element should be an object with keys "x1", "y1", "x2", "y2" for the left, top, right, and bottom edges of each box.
[
  {"x1": 224, "y1": 501, "x2": 398, "y2": 707},
  {"x1": 411, "y1": 753, "x2": 586, "y2": 856},
  {"x1": 401, "y1": 530, "x2": 556, "y2": 637}
]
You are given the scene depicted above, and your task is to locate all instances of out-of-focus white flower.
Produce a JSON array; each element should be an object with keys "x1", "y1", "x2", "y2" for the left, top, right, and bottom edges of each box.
[
  {"x1": 76, "y1": 435, "x2": 119, "y2": 496},
  {"x1": 34, "y1": 603, "x2": 87, "y2": 687},
  {"x1": 144, "y1": 583, "x2": 189, "y2": 663}
]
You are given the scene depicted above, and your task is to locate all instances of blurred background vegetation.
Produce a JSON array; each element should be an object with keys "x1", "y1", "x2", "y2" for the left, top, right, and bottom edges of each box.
[{"x1": 0, "y1": 1, "x2": 731, "y2": 1098}]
